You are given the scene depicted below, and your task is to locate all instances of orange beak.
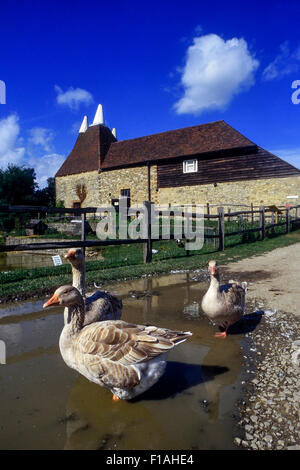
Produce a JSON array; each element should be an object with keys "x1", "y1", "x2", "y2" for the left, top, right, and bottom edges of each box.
[
  {"x1": 65, "y1": 249, "x2": 75, "y2": 260},
  {"x1": 43, "y1": 293, "x2": 59, "y2": 308},
  {"x1": 210, "y1": 266, "x2": 216, "y2": 275}
]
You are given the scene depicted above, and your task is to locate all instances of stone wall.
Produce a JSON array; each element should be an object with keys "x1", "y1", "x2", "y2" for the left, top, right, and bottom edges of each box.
[
  {"x1": 5, "y1": 236, "x2": 80, "y2": 255},
  {"x1": 157, "y1": 176, "x2": 300, "y2": 210},
  {"x1": 56, "y1": 165, "x2": 300, "y2": 211},
  {"x1": 55, "y1": 171, "x2": 100, "y2": 207},
  {"x1": 99, "y1": 165, "x2": 158, "y2": 206}
]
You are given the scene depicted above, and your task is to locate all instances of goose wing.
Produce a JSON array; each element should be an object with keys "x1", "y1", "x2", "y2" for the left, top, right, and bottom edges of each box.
[
  {"x1": 85, "y1": 291, "x2": 122, "y2": 323},
  {"x1": 220, "y1": 282, "x2": 246, "y2": 313},
  {"x1": 72, "y1": 320, "x2": 191, "y2": 389}
]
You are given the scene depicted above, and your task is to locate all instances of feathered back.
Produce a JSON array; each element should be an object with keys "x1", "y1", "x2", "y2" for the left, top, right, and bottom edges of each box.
[{"x1": 71, "y1": 320, "x2": 192, "y2": 389}]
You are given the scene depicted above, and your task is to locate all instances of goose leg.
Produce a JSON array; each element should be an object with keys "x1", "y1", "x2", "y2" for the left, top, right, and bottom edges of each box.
[
  {"x1": 214, "y1": 330, "x2": 227, "y2": 338},
  {"x1": 214, "y1": 325, "x2": 229, "y2": 338}
]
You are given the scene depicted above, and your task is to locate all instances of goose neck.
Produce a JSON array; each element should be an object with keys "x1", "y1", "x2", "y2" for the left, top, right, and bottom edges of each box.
[
  {"x1": 67, "y1": 301, "x2": 85, "y2": 334},
  {"x1": 209, "y1": 273, "x2": 220, "y2": 290},
  {"x1": 71, "y1": 264, "x2": 86, "y2": 299}
]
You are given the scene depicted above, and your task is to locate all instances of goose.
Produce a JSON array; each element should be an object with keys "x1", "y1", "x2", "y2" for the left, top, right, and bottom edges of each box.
[
  {"x1": 65, "y1": 248, "x2": 122, "y2": 325},
  {"x1": 201, "y1": 260, "x2": 247, "y2": 338},
  {"x1": 43, "y1": 285, "x2": 192, "y2": 401}
]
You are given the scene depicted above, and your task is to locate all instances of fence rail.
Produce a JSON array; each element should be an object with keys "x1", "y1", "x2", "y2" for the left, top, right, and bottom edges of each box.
[{"x1": 1, "y1": 203, "x2": 300, "y2": 265}]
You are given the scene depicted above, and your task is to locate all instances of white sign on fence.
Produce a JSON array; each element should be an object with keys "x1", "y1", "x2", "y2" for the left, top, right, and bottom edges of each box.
[{"x1": 52, "y1": 255, "x2": 63, "y2": 266}]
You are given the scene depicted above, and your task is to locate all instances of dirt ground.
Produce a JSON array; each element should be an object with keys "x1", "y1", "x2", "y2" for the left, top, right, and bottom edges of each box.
[
  {"x1": 220, "y1": 243, "x2": 300, "y2": 450},
  {"x1": 222, "y1": 242, "x2": 300, "y2": 318}
]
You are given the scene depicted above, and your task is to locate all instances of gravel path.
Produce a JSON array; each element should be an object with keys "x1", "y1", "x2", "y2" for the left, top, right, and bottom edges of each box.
[{"x1": 223, "y1": 243, "x2": 300, "y2": 450}]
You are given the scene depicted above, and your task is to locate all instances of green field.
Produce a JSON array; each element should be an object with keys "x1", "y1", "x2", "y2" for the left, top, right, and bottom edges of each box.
[{"x1": 1, "y1": 227, "x2": 300, "y2": 303}]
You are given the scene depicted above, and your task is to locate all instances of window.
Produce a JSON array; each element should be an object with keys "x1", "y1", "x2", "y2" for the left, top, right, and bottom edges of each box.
[
  {"x1": 120, "y1": 189, "x2": 130, "y2": 197},
  {"x1": 120, "y1": 189, "x2": 131, "y2": 207},
  {"x1": 183, "y1": 159, "x2": 198, "y2": 173}
]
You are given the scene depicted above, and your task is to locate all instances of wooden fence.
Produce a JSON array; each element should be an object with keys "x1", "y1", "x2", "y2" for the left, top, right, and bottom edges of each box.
[{"x1": 0, "y1": 203, "x2": 300, "y2": 264}]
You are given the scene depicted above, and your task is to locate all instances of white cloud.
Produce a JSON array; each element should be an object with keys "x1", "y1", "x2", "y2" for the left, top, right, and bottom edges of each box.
[
  {"x1": 271, "y1": 147, "x2": 300, "y2": 170},
  {"x1": 174, "y1": 34, "x2": 259, "y2": 115},
  {"x1": 0, "y1": 115, "x2": 25, "y2": 168},
  {"x1": 28, "y1": 127, "x2": 55, "y2": 152},
  {"x1": 55, "y1": 85, "x2": 94, "y2": 110},
  {"x1": 29, "y1": 153, "x2": 65, "y2": 188},
  {"x1": 0, "y1": 114, "x2": 65, "y2": 188},
  {"x1": 262, "y1": 41, "x2": 300, "y2": 81}
]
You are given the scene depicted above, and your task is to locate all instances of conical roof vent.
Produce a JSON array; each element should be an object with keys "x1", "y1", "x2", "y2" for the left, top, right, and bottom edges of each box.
[
  {"x1": 79, "y1": 115, "x2": 88, "y2": 133},
  {"x1": 91, "y1": 104, "x2": 104, "y2": 126}
]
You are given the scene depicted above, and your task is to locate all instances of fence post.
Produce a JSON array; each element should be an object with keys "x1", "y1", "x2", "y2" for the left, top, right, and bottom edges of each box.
[
  {"x1": 206, "y1": 202, "x2": 210, "y2": 216},
  {"x1": 218, "y1": 207, "x2": 225, "y2": 251},
  {"x1": 271, "y1": 211, "x2": 275, "y2": 234},
  {"x1": 227, "y1": 207, "x2": 231, "y2": 222},
  {"x1": 143, "y1": 201, "x2": 152, "y2": 263},
  {"x1": 251, "y1": 203, "x2": 254, "y2": 224},
  {"x1": 259, "y1": 206, "x2": 265, "y2": 240},
  {"x1": 286, "y1": 207, "x2": 290, "y2": 233},
  {"x1": 213, "y1": 227, "x2": 217, "y2": 249},
  {"x1": 185, "y1": 207, "x2": 191, "y2": 257},
  {"x1": 81, "y1": 212, "x2": 86, "y2": 257},
  {"x1": 239, "y1": 214, "x2": 243, "y2": 228}
]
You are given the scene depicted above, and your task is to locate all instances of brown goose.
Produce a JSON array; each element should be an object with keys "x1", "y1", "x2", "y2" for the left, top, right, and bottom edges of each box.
[
  {"x1": 43, "y1": 285, "x2": 192, "y2": 400},
  {"x1": 201, "y1": 260, "x2": 247, "y2": 338},
  {"x1": 65, "y1": 249, "x2": 122, "y2": 325}
]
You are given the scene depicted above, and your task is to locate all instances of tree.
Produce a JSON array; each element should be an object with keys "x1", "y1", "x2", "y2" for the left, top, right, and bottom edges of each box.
[
  {"x1": 0, "y1": 164, "x2": 37, "y2": 205},
  {"x1": 34, "y1": 177, "x2": 55, "y2": 207}
]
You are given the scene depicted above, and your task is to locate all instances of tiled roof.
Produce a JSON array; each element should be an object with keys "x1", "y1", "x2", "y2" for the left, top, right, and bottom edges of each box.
[
  {"x1": 55, "y1": 120, "x2": 256, "y2": 176},
  {"x1": 101, "y1": 120, "x2": 255, "y2": 169},
  {"x1": 55, "y1": 125, "x2": 116, "y2": 177}
]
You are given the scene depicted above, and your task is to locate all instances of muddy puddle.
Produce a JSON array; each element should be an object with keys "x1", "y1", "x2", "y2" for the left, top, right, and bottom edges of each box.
[{"x1": 0, "y1": 273, "x2": 247, "y2": 450}]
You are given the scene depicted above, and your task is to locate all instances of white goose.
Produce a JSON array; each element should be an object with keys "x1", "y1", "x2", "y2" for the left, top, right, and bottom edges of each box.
[
  {"x1": 65, "y1": 248, "x2": 122, "y2": 325},
  {"x1": 201, "y1": 260, "x2": 247, "y2": 338},
  {"x1": 43, "y1": 285, "x2": 192, "y2": 401}
]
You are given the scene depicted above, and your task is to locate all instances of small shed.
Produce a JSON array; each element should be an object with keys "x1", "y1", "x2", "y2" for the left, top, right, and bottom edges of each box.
[{"x1": 25, "y1": 219, "x2": 47, "y2": 236}]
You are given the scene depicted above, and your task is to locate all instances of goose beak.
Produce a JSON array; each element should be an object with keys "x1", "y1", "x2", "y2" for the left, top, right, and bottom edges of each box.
[
  {"x1": 210, "y1": 266, "x2": 216, "y2": 275},
  {"x1": 43, "y1": 293, "x2": 59, "y2": 308}
]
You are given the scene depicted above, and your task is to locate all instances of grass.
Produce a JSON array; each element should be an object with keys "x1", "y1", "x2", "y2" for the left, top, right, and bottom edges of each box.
[{"x1": 1, "y1": 228, "x2": 300, "y2": 303}]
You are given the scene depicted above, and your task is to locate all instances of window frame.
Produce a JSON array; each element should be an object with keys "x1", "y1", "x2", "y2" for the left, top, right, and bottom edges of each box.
[
  {"x1": 120, "y1": 188, "x2": 131, "y2": 198},
  {"x1": 183, "y1": 159, "x2": 198, "y2": 174}
]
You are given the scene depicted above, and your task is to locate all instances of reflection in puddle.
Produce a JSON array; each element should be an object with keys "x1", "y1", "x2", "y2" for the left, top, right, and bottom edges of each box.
[{"x1": 0, "y1": 273, "x2": 246, "y2": 450}]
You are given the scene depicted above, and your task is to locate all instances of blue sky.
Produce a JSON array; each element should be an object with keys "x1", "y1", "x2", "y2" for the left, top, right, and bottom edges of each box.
[{"x1": 0, "y1": 0, "x2": 300, "y2": 187}]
